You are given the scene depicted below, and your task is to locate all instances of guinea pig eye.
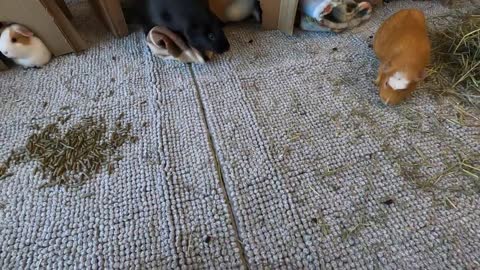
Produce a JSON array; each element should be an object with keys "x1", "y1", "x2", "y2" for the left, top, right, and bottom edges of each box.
[
  {"x1": 11, "y1": 37, "x2": 17, "y2": 43},
  {"x1": 208, "y1": 33, "x2": 215, "y2": 41}
]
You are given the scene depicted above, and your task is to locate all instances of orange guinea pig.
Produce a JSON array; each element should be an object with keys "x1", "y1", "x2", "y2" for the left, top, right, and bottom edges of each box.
[{"x1": 373, "y1": 9, "x2": 431, "y2": 105}]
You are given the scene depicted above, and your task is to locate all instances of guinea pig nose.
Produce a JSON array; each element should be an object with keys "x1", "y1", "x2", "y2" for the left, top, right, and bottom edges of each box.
[{"x1": 2, "y1": 51, "x2": 7, "y2": 56}]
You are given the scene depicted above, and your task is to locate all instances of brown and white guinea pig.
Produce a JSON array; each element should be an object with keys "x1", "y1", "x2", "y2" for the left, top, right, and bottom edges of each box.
[
  {"x1": 0, "y1": 24, "x2": 52, "y2": 68},
  {"x1": 373, "y1": 9, "x2": 431, "y2": 105}
]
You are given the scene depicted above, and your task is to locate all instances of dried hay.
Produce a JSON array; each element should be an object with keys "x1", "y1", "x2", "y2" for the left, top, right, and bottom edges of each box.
[{"x1": 427, "y1": 10, "x2": 480, "y2": 108}]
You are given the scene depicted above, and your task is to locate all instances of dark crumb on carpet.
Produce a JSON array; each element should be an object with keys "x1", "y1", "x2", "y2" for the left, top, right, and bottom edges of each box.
[
  {"x1": 0, "y1": 164, "x2": 7, "y2": 176},
  {"x1": 204, "y1": 236, "x2": 211, "y2": 243},
  {"x1": 116, "y1": 112, "x2": 125, "y2": 121},
  {"x1": 80, "y1": 193, "x2": 95, "y2": 199},
  {"x1": 382, "y1": 198, "x2": 395, "y2": 205},
  {"x1": 248, "y1": 39, "x2": 253, "y2": 44},
  {"x1": 332, "y1": 47, "x2": 338, "y2": 52}
]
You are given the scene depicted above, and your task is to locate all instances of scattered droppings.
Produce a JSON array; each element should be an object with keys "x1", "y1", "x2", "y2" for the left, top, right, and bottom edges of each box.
[
  {"x1": 0, "y1": 173, "x2": 14, "y2": 180},
  {"x1": 382, "y1": 198, "x2": 395, "y2": 205},
  {"x1": 0, "y1": 150, "x2": 27, "y2": 179},
  {"x1": 311, "y1": 218, "x2": 318, "y2": 223},
  {"x1": 204, "y1": 236, "x2": 211, "y2": 243},
  {"x1": 80, "y1": 193, "x2": 95, "y2": 199},
  {"x1": 107, "y1": 163, "x2": 115, "y2": 175},
  {"x1": 142, "y1": 122, "x2": 149, "y2": 128},
  {"x1": 369, "y1": 35, "x2": 373, "y2": 39},
  {"x1": 368, "y1": 44, "x2": 372, "y2": 48},
  {"x1": 116, "y1": 112, "x2": 125, "y2": 121},
  {"x1": 332, "y1": 47, "x2": 338, "y2": 52},
  {"x1": 57, "y1": 115, "x2": 72, "y2": 124},
  {"x1": 30, "y1": 123, "x2": 41, "y2": 130},
  {"x1": 129, "y1": 136, "x2": 139, "y2": 143},
  {"x1": 42, "y1": 102, "x2": 48, "y2": 108},
  {"x1": 112, "y1": 56, "x2": 117, "y2": 61},
  {"x1": 248, "y1": 39, "x2": 253, "y2": 44},
  {"x1": 0, "y1": 164, "x2": 7, "y2": 177}
]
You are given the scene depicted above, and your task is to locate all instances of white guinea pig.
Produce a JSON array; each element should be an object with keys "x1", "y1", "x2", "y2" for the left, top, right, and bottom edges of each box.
[
  {"x1": 225, "y1": 0, "x2": 257, "y2": 22},
  {"x1": 0, "y1": 24, "x2": 52, "y2": 68},
  {"x1": 210, "y1": 0, "x2": 258, "y2": 22}
]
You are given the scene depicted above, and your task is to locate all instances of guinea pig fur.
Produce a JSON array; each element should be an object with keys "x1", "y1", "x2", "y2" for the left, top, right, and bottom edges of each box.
[
  {"x1": 373, "y1": 9, "x2": 431, "y2": 105},
  {"x1": 0, "y1": 24, "x2": 52, "y2": 68}
]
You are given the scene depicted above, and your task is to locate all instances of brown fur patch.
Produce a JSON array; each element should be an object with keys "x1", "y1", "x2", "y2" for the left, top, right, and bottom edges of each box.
[
  {"x1": 9, "y1": 31, "x2": 31, "y2": 45},
  {"x1": 209, "y1": 0, "x2": 233, "y2": 22},
  {"x1": 373, "y1": 9, "x2": 431, "y2": 105}
]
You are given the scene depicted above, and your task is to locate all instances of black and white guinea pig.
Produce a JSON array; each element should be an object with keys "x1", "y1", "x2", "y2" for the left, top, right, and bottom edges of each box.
[{"x1": 132, "y1": 0, "x2": 230, "y2": 54}]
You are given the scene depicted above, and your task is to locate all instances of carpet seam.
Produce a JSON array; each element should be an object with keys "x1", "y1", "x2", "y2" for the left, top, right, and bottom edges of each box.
[{"x1": 188, "y1": 64, "x2": 250, "y2": 269}]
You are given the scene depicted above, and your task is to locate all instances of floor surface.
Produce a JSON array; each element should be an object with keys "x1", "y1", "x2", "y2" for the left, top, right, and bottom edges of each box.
[{"x1": 1, "y1": 1, "x2": 479, "y2": 269}]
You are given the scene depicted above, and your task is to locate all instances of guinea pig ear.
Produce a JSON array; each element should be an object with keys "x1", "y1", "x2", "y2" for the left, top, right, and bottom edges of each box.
[{"x1": 14, "y1": 25, "x2": 34, "y2": 37}]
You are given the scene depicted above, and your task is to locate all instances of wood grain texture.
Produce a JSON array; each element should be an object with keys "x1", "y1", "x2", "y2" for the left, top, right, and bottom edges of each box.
[
  {"x1": 88, "y1": 0, "x2": 128, "y2": 37},
  {"x1": 41, "y1": 0, "x2": 87, "y2": 51},
  {"x1": 277, "y1": 0, "x2": 298, "y2": 35},
  {"x1": 55, "y1": 0, "x2": 73, "y2": 19}
]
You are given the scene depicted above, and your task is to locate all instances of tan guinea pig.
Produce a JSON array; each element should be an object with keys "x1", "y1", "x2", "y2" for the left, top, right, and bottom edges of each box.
[
  {"x1": 373, "y1": 9, "x2": 431, "y2": 105},
  {"x1": 209, "y1": 0, "x2": 257, "y2": 22}
]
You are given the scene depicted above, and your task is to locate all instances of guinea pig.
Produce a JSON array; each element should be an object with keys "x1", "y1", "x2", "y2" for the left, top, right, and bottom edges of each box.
[
  {"x1": 134, "y1": 0, "x2": 230, "y2": 54},
  {"x1": 209, "y1": 0, "x2": 258, "y2": 22},
  {"x1": 373, "y1": 9, "x2": 431, "y2": 105},
  {"x1": 0, "y1": 24, "x2": 52, "y2": 68}
]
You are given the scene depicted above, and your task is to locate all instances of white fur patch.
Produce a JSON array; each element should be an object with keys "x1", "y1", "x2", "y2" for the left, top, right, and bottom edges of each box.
[{"x1": 387, "y1": 72, "x2": 409, "y2": 90}]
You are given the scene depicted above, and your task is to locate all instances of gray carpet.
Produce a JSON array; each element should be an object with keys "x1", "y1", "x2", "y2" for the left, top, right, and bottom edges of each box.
[{"x1": 1, "y1": 1, "x2": 479, "y2": 269}]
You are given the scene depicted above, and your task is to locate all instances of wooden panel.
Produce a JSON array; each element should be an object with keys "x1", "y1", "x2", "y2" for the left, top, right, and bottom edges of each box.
[
  {"x1": 41, "y1": 0, "x2": 87, "y2": 52},
  {"x1": 260, "y1": 0, "x2": 281, "y2": 30},
  {"x1": 55, "y1": 0, "x2": 73, "y2": 19},
  {"x1": 277, "y1": 0, "x2": 298, "y2": 35},
  {"x1": 89, "y1": 0, "x2": 128, "y2": 37},
  {"x1": 0, "y1": 0, "x2": 73, "y2": 56}
]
